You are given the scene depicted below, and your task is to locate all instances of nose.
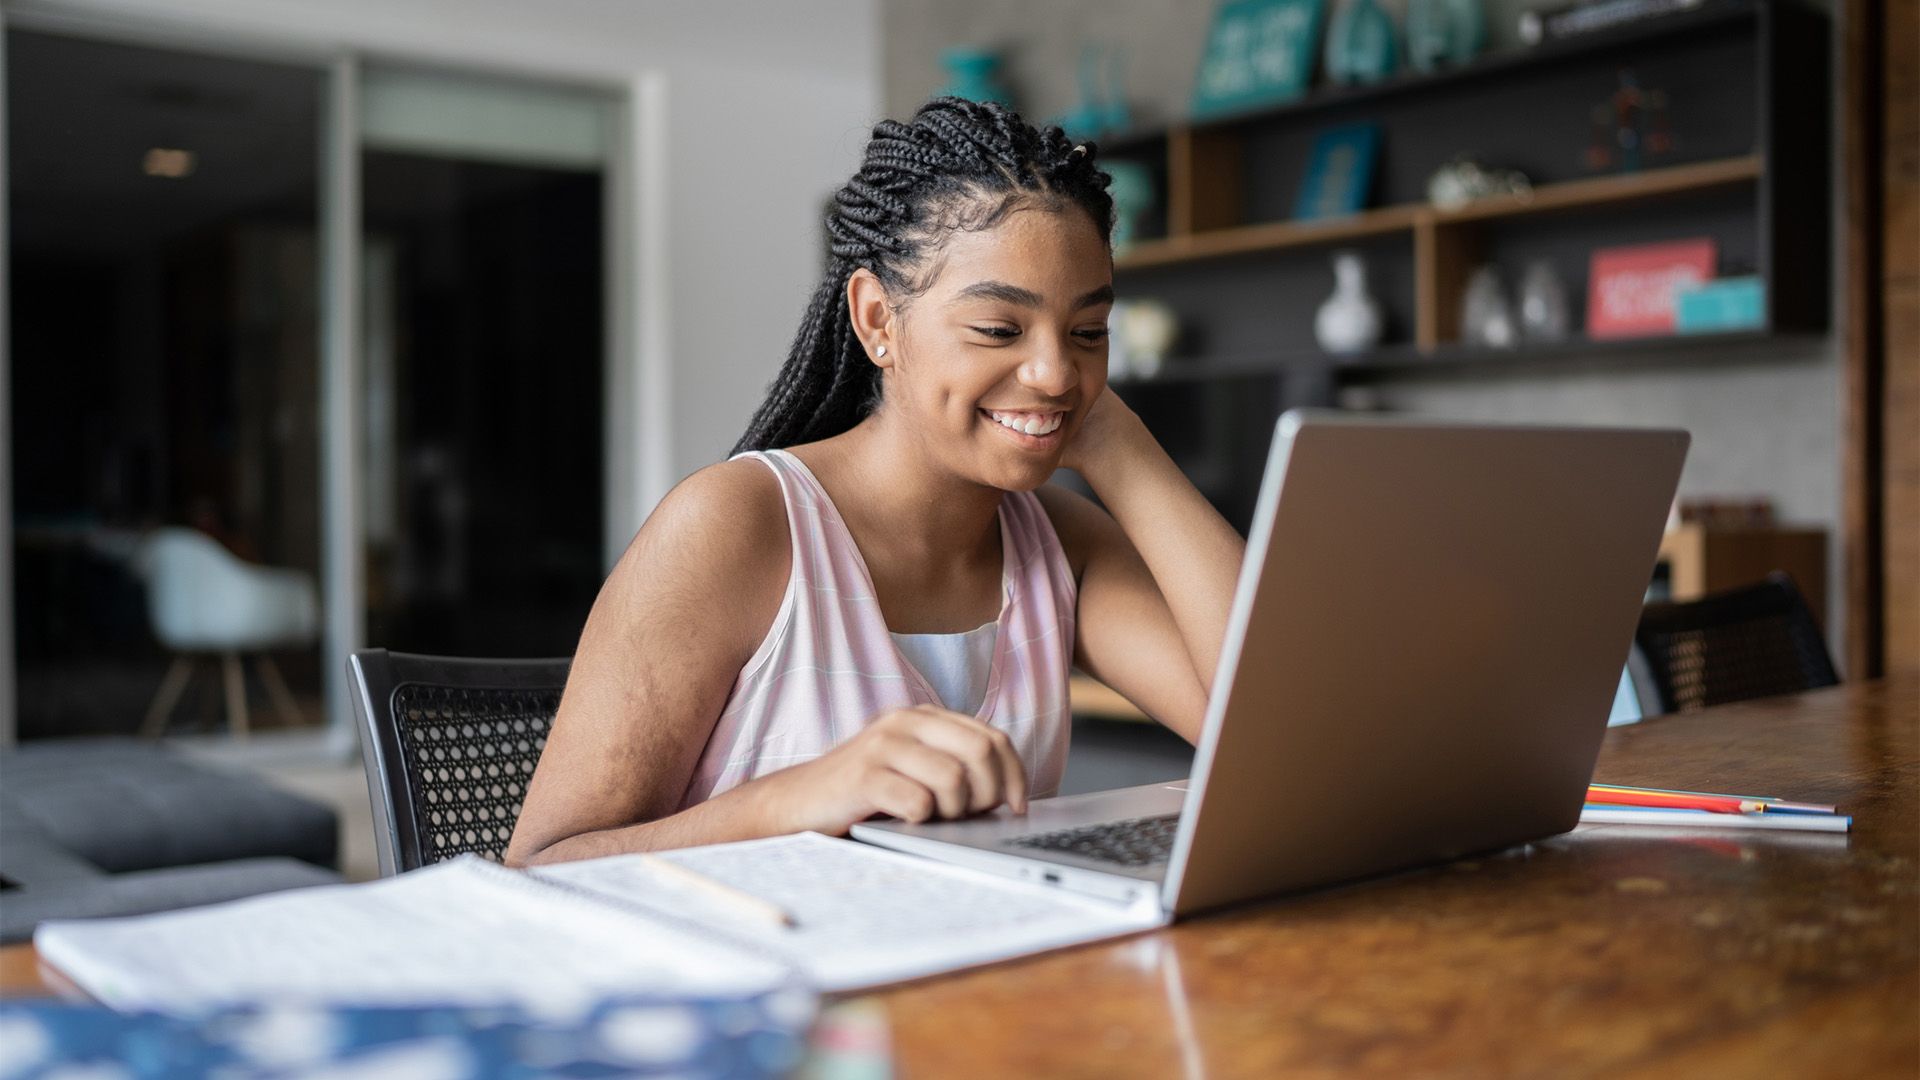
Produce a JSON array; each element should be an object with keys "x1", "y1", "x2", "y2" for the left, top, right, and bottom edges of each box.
[{"x1": 1019, "y1": 332, "x2": 1081, "y2": 398}]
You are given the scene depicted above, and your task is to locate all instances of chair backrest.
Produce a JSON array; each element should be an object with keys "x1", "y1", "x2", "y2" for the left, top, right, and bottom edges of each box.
[
  {"x1": 349, "y1": 649, "x2": 570, "y2": 876},
  {"x1": 1632, "y1": 572, "x2": 1838, "y2": 715},
  {"x1": 140, "y1": 527, "x2": 319, "y2": 651}
]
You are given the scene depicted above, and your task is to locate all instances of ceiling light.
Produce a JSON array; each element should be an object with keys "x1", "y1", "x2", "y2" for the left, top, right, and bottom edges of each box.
[{"x1": 143, "y1": 148, "x2": 195, "y2": 178}]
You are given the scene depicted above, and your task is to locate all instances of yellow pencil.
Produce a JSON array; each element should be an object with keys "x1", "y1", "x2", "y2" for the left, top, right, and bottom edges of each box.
[{"x1": 638, "y1": 854, "x2": 798, "y2": 929}]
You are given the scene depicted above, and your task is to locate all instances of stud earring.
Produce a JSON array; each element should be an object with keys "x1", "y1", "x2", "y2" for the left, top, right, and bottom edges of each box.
[{"x1": 876, "y1": 345, "x2": 887, "y2": 358}]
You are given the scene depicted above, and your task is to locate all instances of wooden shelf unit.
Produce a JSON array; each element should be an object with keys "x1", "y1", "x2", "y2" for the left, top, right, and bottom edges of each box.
[
  {"x1": 1117, "y1": 155, "x2": 1762, "y2": 270},
  {"x1": 1117, "y1": 155, "x2": 1765, "y2": 352},
  {"x1": 1107, "y1": 326, "x2": 1822, "y2": 388},
  {"x1": 1090, "y1": 0, "x2": 1829, "y2": 537}
]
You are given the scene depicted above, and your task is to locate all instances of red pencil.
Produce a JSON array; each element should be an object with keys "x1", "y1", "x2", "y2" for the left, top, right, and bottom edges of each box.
[
  {"x1": 1585, "y1": 785, "x2": 1769, "y2": 814},
  {"x1": 1590, "y1": 783, "x2": 1836, "y2": 814}
]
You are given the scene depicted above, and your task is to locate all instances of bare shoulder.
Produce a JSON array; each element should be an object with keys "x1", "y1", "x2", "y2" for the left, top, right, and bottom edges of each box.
[
  {"x1": 641, "y1": 458, "x2": 787, "y2": 555},
  {"x1": 610, "y1": 457, "x2": 791, "y2": 623}
]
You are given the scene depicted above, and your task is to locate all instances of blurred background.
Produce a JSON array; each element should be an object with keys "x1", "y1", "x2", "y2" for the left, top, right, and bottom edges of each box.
[{"x1": 1, "y1": 0, "x2": 1909, "y2": 776}]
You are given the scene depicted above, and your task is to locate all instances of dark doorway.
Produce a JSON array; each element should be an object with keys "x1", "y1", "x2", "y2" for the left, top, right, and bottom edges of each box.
[
  {"x1": 360, "y1": 152, "x2": 604, "y2": 658},
  {"x1": 9, "y1": 30, "x2": 323, "y2": 738}
]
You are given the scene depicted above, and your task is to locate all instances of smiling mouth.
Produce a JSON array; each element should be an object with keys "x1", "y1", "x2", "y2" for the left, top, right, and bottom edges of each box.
[{"x1": 984, "y1": 409, "x2": 1066, "y2": 437}]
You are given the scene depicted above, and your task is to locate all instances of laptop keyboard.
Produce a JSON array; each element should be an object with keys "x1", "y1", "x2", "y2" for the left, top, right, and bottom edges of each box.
[{"x1": 1006, "y1": 814, "x2": 1180, "y2": 868}]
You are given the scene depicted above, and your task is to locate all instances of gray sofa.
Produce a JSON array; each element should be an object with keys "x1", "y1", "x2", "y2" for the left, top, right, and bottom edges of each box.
[{"x1": 0, "y1": 739, "x2": 343, "y2": 943}]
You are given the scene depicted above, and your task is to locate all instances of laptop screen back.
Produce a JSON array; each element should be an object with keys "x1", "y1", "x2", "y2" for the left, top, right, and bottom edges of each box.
[{"x1": 1163, "y1": 412, "x2": 1688, "y2": 915}]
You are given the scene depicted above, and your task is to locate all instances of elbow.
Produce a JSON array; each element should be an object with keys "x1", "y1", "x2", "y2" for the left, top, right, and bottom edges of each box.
[{"x1": 502, "y1": 826, "x2": 554, "y2": 869}]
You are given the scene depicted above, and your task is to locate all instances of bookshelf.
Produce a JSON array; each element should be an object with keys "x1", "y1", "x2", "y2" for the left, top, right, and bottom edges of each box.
[
  {"x1": 1116, "y1": 154, "x2": 1766, "y2": 351},
  {"x1": 1095, "y1": 0, "x2": 1829, "y2": 533}
]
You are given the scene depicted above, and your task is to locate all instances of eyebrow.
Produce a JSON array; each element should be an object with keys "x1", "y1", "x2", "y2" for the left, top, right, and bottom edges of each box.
[{"x1": 956, "y1": 281, "x2": 1116, "y2": 310}]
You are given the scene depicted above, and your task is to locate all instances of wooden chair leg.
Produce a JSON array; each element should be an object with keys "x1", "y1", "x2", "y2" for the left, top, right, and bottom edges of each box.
[
  {"x1": 222, "y1": 651, "x2": 250, "y2": 739},
  {"x1": 141, "y1": 655, "x2": 195, "y2": 739},
  {"x1": 256, "y1": 654, "x2": 304, "y2": 728}
]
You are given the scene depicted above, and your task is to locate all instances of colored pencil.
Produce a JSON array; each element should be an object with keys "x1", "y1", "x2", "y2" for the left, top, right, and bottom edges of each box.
[
  {"x1": 1579, "y1": 806, "x2": 1851, "y2": 832},
  {"x1": 1586, "y1": 786, "x2": 1768, "y2": 814},
  {"x1": 1588, "y1": 784, "x2": 1837, "y2": 815}
]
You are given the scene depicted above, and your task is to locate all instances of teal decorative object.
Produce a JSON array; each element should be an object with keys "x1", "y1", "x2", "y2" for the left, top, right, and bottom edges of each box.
[
  {"x1": 1405, "y1": 0, "x2": 1485, "y2": 73},
  {"x1": 1103, "y1": 160, "x2": 1155, "y2": 250},
  {"x1": 938, "y1": 47, "x2": 1014, "y2": 108},
  {"x1": 1192, "y1": 0, "x2": 1328, "y2": 119},
  {"x1": 1294, "y1": 123, "x2": 1381, "y2": 219},
  {"x1": 1052, "y1": 42, "x2": 1133, "y2": 141},
  {"x1": 1324, "y1": 0, "x2": 1399, "y2": 85},
  {"x1": 1674, "y1": 277, "x2": 1765, "y2": 333}
]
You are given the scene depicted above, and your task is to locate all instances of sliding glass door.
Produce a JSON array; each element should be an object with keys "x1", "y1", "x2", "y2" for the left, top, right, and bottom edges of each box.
[
  {"x1": 7, "y1": 35, "x2": 616, "y2": 744},
  {"x1": 8, "y1": 30, "x2": 325, "y2": 737},
  {"x1": 358, "y1": 68, "x2": 607, "y2": 658}
]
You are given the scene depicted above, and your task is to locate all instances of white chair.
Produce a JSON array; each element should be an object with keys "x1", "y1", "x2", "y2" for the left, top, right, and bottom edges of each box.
[{"x1": 136, "y1": 527, "x2": 320, "y2": 738}]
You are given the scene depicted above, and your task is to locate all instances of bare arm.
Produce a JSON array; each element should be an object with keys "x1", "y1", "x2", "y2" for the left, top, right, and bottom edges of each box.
[
  {"x1": 506, "y1": 461, "x2": 1027, "y2": 867},
  {"x1": 1046, "y1": 390, "x2": 1246, "y2": 743}
]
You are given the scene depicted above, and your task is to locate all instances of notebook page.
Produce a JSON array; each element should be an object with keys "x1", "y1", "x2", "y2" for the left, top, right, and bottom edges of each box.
[
  {"x1": 35, "y1": 857, "x2": 794, "y2": 1017},
  {"x1": 534, "y1": 832, "x2": 1167, "y2": 991}
]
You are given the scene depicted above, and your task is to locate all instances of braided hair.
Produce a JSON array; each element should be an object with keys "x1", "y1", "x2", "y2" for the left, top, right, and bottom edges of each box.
[{"x1": 732, "y1": 97, "x2": 1116, "y2": 454}]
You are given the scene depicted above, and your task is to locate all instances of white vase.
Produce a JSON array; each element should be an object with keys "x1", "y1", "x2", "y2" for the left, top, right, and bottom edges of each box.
[
  {"x1": 1315, "y1": 250, "x2": 1383, "y2": 355},
  {"x1": 1461, "y1": 265, "x2": 1518, "y2": 349},
  {"x1": 1518, "y1": 259, "x2": 1570, "y2": 342},
  {"x1": 1116, "y1": 298, "x2": 1177, "y2": 379}
]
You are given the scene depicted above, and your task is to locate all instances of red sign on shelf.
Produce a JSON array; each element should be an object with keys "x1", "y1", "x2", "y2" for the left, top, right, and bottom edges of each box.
[{"x1": 1586, "y1": 238, "x2": 1718, "y2": 339}]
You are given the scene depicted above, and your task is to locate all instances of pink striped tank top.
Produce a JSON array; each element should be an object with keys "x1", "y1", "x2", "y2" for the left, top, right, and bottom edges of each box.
[{"x1": 677, "y1": 449, "x2": 1077, "y2": 811}]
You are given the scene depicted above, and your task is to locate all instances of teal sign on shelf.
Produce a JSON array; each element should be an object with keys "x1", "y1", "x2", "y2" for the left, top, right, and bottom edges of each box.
[
  {"x1": 1675, "y1": 276, "x2": 1766, "y2": 333},
  {"x1": 1193, "y1": 0, "x2": 1328, "y2": 119}
]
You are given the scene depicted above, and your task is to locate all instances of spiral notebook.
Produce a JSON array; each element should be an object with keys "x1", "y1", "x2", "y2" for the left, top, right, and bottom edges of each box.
[{"x1": 34, "y1": 832, "x2": 1163, "y2": 1015}]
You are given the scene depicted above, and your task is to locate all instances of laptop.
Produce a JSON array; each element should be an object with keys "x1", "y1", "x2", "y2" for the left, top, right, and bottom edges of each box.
[{"x1": 853, "y1": 410, "x2": 1689, "y2": 918}]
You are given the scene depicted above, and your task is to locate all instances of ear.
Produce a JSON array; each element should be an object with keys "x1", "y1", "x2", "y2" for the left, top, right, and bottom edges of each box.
[{"x1": 846, "y1": 268, "x2": 896, "y2": 370}]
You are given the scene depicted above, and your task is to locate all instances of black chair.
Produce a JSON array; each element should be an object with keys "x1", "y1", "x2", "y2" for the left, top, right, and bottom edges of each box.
[
  {"x1": 348, "y1": 649, "x2": 570, "y2": 876},
  {"x1": 1632, "y1": 572, "x2": 1838, "y2": 715}
]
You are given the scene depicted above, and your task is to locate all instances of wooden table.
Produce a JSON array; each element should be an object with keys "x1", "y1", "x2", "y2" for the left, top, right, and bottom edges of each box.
[{"x1": 6, "y1": 680, "x2": 1916, "y2": 1077}]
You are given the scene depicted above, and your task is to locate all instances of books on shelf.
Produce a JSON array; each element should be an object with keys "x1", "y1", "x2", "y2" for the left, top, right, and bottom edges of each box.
[
  {"x1": 1519, "y1": 0, "x2": 1709, "y2": 45},
  {"x1": 1586, "y1": 238, "x2": 1717, "y2": 339}
]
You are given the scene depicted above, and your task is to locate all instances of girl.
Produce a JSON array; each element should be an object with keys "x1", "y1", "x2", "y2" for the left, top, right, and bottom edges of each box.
[{"x1": 506, "y1": 98, "x2": 1244, "y2": 866}]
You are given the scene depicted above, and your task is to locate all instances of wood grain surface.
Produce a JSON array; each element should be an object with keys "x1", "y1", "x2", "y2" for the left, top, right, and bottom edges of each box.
[
  {"x1": 5, "y1": 680, "x2": 1915, "y2": 1078},
  {"x1": 865, "y1": 678, "x2": 1918, "y2": 1079}
]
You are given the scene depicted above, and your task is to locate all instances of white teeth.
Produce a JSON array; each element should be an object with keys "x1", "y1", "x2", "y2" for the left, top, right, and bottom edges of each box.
[{"x1": 988, "y1": 410, "x2": 1063, "y2": 436}]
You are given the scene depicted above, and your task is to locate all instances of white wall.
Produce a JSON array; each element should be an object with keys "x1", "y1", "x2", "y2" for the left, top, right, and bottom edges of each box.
[
  {"x1": 660, "y1": 63, "x2": 875, "y2": 482},
  {"x1": 12, "y1": 0, "x2": 882, "y2": 508}
]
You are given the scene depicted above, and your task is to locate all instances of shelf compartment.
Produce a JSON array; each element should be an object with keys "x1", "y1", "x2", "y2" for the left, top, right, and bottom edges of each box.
[
  {"x1": 1428, "y1": 155, "x2": 1764, "y2": 225},
  {"x1": 1115, "y1": 205, "x2": 1422, "y2": 269},
  {"x1": 1107, "y1": 329, "x2": 1814, "y2": 387},
  {"x1": 1115, "y1": 155, "x2": 1763, "y2": 274},
  {"x1": 1418, "y1": 156, "x2": 1763, "y2": 351}
]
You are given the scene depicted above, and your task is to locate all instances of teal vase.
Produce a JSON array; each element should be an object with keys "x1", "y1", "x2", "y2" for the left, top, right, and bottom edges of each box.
[
  {"x1": 1324, "y1": 0, "x2": 1400, "y2": 86},
  {"x1": 1103, "y1": 161, "x2": 1154, "y2": 251},
  {"x1": 937, "y1": 48, "x2": 1014, "y2": 108},
  {"x1": 1406, "y1": 0, "x2": 1486, "y2": 73}
]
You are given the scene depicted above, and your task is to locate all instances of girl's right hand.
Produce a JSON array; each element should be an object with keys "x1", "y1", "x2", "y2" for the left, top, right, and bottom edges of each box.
[{"x1": 756, "y1": 706, "x2": 1030, "y2": 836}]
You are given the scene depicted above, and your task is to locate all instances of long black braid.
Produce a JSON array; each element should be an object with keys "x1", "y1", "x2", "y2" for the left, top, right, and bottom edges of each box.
[{"x1": 731, "y1": 97, "x2": 1116, "y2": 454}]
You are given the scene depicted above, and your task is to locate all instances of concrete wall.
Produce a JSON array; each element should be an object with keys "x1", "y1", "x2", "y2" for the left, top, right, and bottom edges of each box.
[
  {"x1": 11, "y1": 0, "x2": 881, "y2": 497},
  {"x1": 883, "y1": 0, "x2": 1848, "y2": 657}
]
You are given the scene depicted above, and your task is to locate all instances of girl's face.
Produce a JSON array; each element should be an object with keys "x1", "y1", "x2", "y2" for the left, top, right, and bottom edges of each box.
[{"x1": 875, "y1": 205, "x2": 1114, "y2": 492}]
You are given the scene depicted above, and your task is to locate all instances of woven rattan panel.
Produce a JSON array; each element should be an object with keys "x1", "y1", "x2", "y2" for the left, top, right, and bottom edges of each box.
[
  {"x1": 391, "y1": 684, "x2": 556, "y2": 865},
  {"x1": 1652, "y1": 615, "x2": 1822, "y2": 712}
]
